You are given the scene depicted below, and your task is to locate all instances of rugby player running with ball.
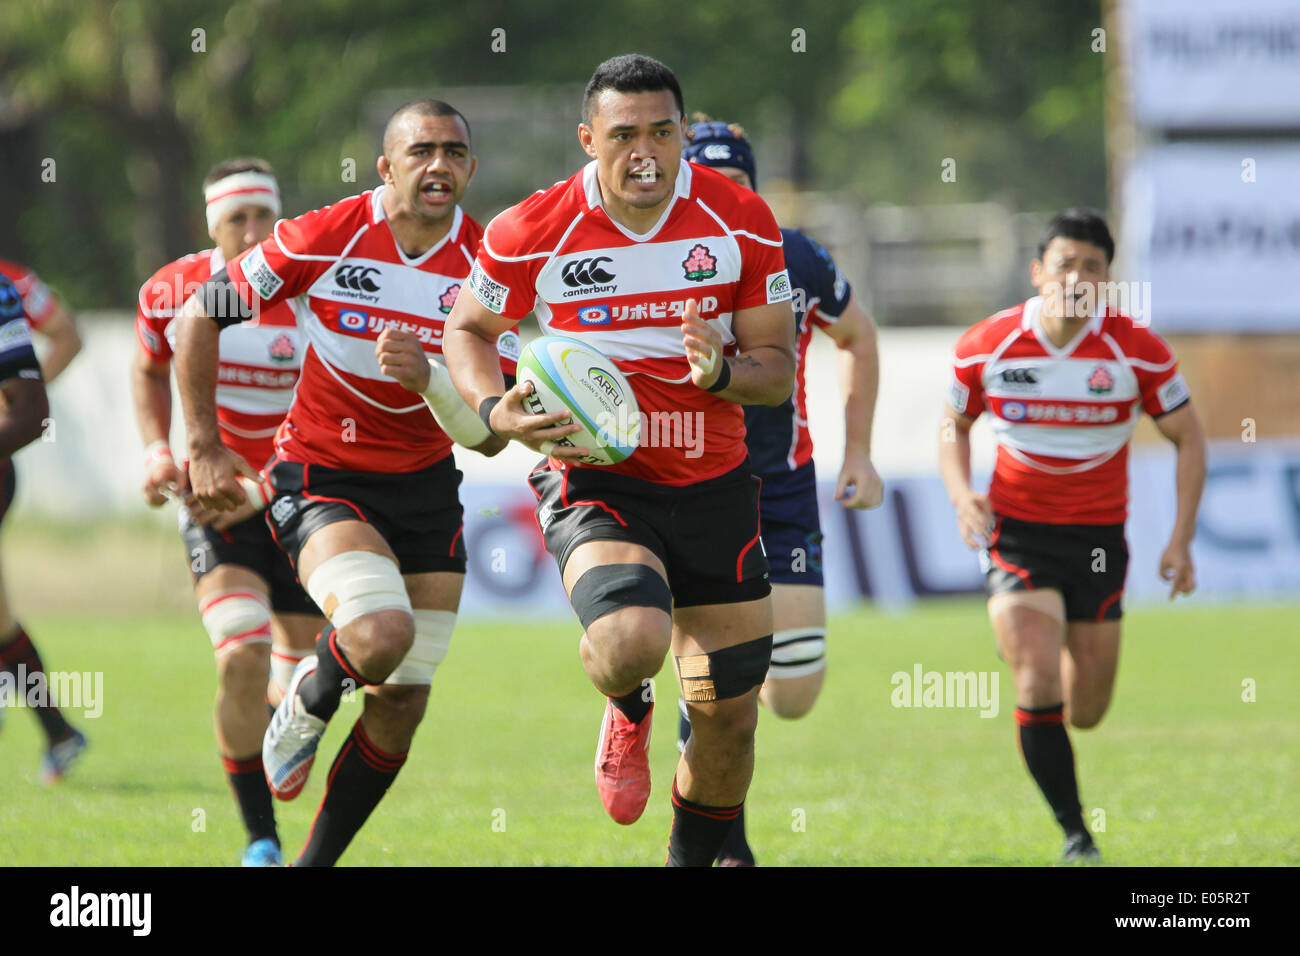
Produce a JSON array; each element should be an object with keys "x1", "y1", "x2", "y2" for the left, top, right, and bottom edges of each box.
[{"x1": 444, "y1": 55, "x2": 796, "y2": 866}]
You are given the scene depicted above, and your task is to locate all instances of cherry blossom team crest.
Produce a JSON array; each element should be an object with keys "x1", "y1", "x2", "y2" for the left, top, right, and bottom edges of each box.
[
  {"x1": 268, "y1": 334, "x2": 296, "y2": 363},
  {"x1": 1087, "y1": 365, "x2": 1114, "y2": 394},
  {"x1": 439, "y1": 283, "x2": 461, "y2": 314},
  {"x1": 681, "y1": 244, "x2": 717, "y2": 282}
]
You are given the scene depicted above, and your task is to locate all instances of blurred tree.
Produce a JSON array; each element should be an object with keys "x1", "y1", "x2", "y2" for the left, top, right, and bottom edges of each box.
[{"x1": 0, "y1": 0, "x2": 1102, "y2": 308}]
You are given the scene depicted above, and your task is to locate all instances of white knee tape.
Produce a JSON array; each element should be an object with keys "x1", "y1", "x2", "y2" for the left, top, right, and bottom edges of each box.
[
  {"x1": 767, "y1": 627, "x2": 827, "y2": 680},
  {"x1": 270, "y1": 643, "x2": 310, "y2": 695},
  {"x1": 306, "y1": 550, "x2": 413, "y2": 629},
  {"x1": 198, "y1": 591, "x2": 272, "y2": 654},
  {"x1": 384, "y1": 609, "x2": 456, "y2": 686}
]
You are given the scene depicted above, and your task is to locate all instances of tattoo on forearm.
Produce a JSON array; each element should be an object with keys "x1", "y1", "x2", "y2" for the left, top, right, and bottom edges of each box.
[{"x1": 730, "y1": 354, "x2": 763, "y2": 371}]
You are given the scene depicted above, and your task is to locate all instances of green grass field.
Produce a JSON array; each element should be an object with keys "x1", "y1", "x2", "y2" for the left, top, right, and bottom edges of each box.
[{"x1": 1, "y1": 599, "x2": 1296, "y2": 866}]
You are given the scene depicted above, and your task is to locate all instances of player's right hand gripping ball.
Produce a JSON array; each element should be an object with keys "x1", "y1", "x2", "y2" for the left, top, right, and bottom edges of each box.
[{"x1": 516, "y1": 335, "x2": 640, "y2": 465}]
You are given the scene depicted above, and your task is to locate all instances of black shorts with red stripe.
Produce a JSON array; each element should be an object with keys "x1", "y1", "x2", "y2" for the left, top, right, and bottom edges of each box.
[
  {"x1": 981, "y1": 514, "x2": 1128, "y2": 621},
  {"x1": 180, "y1": 507, "x2": 318, "y2": 615},
  {"x1": 527, "y1": 460, "x2": 770, "y2": 608},
  {"x1": 265, "y1": 455, "x2": 466, "y2": 575}
]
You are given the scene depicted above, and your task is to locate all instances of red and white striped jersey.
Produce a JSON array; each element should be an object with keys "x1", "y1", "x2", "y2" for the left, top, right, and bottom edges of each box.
[
  {"x1": 137, "y1": 248, "x2": 304, "y2": 469},
  {"x1": 0, "y1": 259, "x2": 59, "y2": 330},
  {"x1": 949, "y1": 296, "x2": 1190, "y2": 524},
  {"x1": 225, "y1": 188, "x2": 490, "y2": 473},
  {"x1": 470, "y1": 160, "x2": 791, "y2": 485}
]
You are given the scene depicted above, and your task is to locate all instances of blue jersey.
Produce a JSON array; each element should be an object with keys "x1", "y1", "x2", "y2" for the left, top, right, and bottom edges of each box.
[{"x1": 743, "y1": 228, "x2": 852, "y2": 476}]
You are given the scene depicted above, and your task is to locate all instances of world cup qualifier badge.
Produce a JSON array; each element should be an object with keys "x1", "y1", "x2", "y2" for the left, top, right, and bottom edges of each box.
[{"x1": 682, "y1": 244, "x2": 717, "y2": 282}]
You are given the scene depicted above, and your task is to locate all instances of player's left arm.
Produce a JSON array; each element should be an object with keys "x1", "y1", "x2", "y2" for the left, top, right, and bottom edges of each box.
[
  {"x1": 683, "y1": 297, "x2": 794, "y2": 406},
  {"x1": 1152, "y1": 402, "x2": 1207, "y2": 599},
  {"x1": 820, "y1": 294, "x2": 882, "y2": 508},
  {"x1": 32, "y1": 303, "x2": 81, "y2": 384}
]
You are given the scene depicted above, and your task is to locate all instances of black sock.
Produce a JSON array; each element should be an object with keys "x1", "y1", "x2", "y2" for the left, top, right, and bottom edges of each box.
[
  {"x1": 296, "y1": 718, "x2": 407, "y2": 867},
  {"x1": 222, "y1": 754, "x2": 278, "y2": 845},
  {"x1": 677, "y1": 702, "x2": 755, "y2": 864},
  {"x1": 0, "y1": 624, "x2": 73, "y2": 744},
  {"x1": 666, "y1": 777, "x2": 742, "y2": 867},
  {"x1": 610, "y1": 679, "x2": 652, "y2": 724},
  {"x1": 298, "y1": 626, "x2": 366, "y2": 722},
  {"x1": 716, "y1": 805, "x2": 755, "y2": 865},
  {"x1": 1016, "y1": 704, "x2": 1086, "y2": 836}
]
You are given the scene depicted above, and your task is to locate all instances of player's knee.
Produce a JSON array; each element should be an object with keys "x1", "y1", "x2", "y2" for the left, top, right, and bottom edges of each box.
[
  {"x1": 572, "y1": 564, "x2": 673, "y2": 680},
  {"x1": 200, "y1": 590, "x2": 272, "y2": 657},
  {"x1": 345, "y1": 608, "x2": 416, "y2": 674},
  {"x1": 763, "y1": 628, "x2": 826, "y2": 718},
  {"x1": 1067, "y1": 697, "x2": 1110, "y2": 730},
  {"x1": 306, "y1": 549, "x2": 412, "y2": 636},
  {"x1": 217, "y1": 640, "x2": 271, "y2": 693},
  {"x1": 762, "y1": 672, "x2": 823, "y2": 720},
  {"x1": 677, "y1": 634, "x2": 772, "y2": 737}
]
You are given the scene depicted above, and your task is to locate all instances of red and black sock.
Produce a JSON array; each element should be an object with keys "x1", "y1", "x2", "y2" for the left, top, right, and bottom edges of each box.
[
  {"x1": 295, "y1": 718, "x2": 407, "y2": 867},
  {"x1": 666, "y1": 777, "x2": 743, "y2": 867},
  {"x1": 298, "y1": 626, "x2": 368, "y2": 723},
  {"x1": 1016, "y1": 704, "x2": 1086, "y2": 837},
  {"x1": 0, "y1": 624, "x2": 73, "y2": 745},
  {"x1": 222, "y1": 754, "x2": 278, "y2": 846},
  {"x1": 676, "y1": 703, "x2": 755, "y2": 865}
]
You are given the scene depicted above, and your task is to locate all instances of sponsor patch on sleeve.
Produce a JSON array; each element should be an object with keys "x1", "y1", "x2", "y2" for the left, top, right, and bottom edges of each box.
[
  {"x1": 243, "y1": 245, "x2": 284, "y2": 300},
  {"x1": 468, "y1": 261, "x2": 509, "y2": 315},
  {"x1": 1158, "y1": 372, "x2": 1190, "y2": 412},
  {"x1": 765, "y1": 270, "x2": 792, "y2": 304},
  {"x1": 948, "y1": 377, "x2": 971, "y2": 414}
]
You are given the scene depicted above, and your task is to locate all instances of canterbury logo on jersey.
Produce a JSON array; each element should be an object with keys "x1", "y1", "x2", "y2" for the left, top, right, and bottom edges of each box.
[
  {"x1": 335, "y1": 265, "x2": 382, "y2": 292},
  {"x1": 561, "y1": 256, "x2": 616, "y2": 288}
]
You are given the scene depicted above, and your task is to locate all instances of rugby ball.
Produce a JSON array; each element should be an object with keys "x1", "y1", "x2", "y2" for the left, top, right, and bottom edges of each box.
[{"x1": 516, "y1": 335, "x2": 640, "y2": 465}]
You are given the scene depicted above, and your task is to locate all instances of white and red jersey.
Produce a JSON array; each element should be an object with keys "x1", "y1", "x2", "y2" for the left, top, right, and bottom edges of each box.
[
  {"x1": 137, "y1": 248, "x2": 304, "y2": 469},
  {"x1": 469, "y1": 160, "x2": 792, "y2": 485},
  {"x1": 225, "y1": 188, "x2": 488, "y2": 473},
  {"x1": 949, "y1": 296, "x2": 1191, "y2": 525},
  {"x1": 0, "y1": 259, "x2": 59, "y2": 331}
]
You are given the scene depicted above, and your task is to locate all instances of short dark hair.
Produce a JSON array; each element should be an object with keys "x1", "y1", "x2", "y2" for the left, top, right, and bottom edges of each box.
[
  {"x1": 383, "y1": 99, "x2": 471, "y2": 154},
  {"x1": 1038, "y1": 207, "x2": 1115, "y2": 264},
  {"x1": 203, "y1": 157, "x2": 274, "y2": 189},
  {"x1": 582, "y1": 54, "x2": 684, "y2": 125}
]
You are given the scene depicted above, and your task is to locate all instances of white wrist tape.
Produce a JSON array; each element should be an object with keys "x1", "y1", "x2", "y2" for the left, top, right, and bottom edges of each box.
[
  {"x1": 144, "y1": 440, "x2": 173, "y2": 469},
  {"x1": 422, "y1": 356, "x2": 490, "y2": 448}
]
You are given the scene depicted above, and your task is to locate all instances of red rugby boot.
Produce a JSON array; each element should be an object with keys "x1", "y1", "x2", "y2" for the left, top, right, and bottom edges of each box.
[{"x1": 594, "y1": 698, "x2": 653, "y2": 825}]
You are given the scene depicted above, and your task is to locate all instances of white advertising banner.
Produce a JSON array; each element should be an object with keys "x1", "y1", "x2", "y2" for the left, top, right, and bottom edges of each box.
[
  {"x1": 1122, "y1": 143, "x2": 1300, "y2": 332},
  {"x1": 1125, "y1": 0, "x2": 1300, "y2": 128}
]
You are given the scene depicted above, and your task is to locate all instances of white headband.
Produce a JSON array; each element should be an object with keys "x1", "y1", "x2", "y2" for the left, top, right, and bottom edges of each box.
[{"x1": 204, "y1": 171, "x2": 281, "y2": 231}]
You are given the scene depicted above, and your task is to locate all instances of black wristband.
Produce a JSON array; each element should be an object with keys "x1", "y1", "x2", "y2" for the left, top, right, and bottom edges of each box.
[
  {"x1": 201, "y1": 267, "x2": 257, "y2": 329},
  {"x1": 478, "y1": 396, "x2": 503, "y2": 436},
  {"x1": 704, "y1": 357, "x2": 732, "y2": 393}
]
